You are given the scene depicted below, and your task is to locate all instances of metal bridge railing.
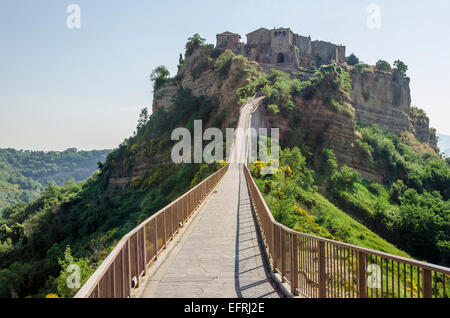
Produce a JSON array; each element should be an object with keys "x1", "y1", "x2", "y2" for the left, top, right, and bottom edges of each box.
[
  {"x1": 243, "y1": 166, "x2": 450, "y2": 298},
  {"x1": 75, "y1": 164, "x2": 229, "y2": 298}
]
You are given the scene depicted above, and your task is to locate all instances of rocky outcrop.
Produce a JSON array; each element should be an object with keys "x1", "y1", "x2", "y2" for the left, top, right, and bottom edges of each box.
[
  {"x1": 251, "y1": 93, "x2": 381, "y2": 182},
  {"x1": 153, "y1": 47, "x2": 256, "y2": 124},
  {"x1": 131, "y1": 45, "x2": 439, "y2": 188},
  {"x1": 110, "y1": 48, "x2": 258, "y2": 189},
  {"x1": 350, "y1": 68, "x2": 438, "y2": 153},
  {"x1": 350, "y1": 69, "x2": 411, "y2": 134},
  {"x1": 409, "y1": 108, "x2": 439, "y2": 151}
]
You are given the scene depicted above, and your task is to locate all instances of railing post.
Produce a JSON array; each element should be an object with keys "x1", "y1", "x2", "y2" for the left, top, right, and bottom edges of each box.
[
  {"x1": 121, "y1": 249, "x2": 126, "y2": 297},
  {"x1": 271, "y1": 223, "x2": 275, "y2": 267},
  {"x1": 136, "y1": 232, "x2": 140, "y2": 279},
  {"x1": 281, "y1": 229, "x2": 286, "y2": 282},
  {"x1": 290, "y1": 234, "x2": 299, "y2": 296},
  {"x1": 127, "y1": 239, "x2": 132, "y2": 294},
  {"x1": 154, "y1": 219, "x2": 158, "y2": 260},
  {"x1": 163, "y1": 210, "x2": 167, "y2": 249},
  {"x1": 112, "y1": 259, "x2": 116, "y2": 298},
  {"x1": 422, "y1": 269, "x2": 432, "y2": 298},
  {"x1": 318, "y1": 241, "x2": 326, "y2": 298},
  {"x1": 143, "y1": 228, "x2": 147, "y2": 274},
  {"x1": 358, "y1": 251, "x2": 367, "y2": 298}
]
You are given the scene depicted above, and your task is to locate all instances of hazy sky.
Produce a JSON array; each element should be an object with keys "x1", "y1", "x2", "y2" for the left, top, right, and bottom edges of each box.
[{"x1": 1, "y1": 0, "x2": 449, "y2": 150}]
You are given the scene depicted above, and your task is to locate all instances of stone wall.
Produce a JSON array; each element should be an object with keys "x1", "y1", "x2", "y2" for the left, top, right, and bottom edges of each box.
[
  {"x1": 311, "y1": 41, "x2": 346, "y2": 66},
  {"x1": 216, "y1": 32, "x2": 241, "y2": 52},
  {"x1": 219, "y1": 27, "x2": 346, "y2": 70},
  {"x1": 246, "y1": 28, "x2": 271, "y2": 47}
]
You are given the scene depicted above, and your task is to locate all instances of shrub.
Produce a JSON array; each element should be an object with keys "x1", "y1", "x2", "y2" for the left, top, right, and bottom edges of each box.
[
  {"x1": 56, "y1": 246, "x2": 94, "y2": 298},
  {"x1": 375, "y1": 60, "x2": 391, "y2": 72},
  {"x1": 330, "y1": 166, "x2": 362, "y2": 192},
  {"x1": 393, "y1": 60, "x2": 408, "y2": 76},
  {"x1": 214, "y1": 49, "x2": 235, "y2": 77},
  {"x1": 346, "y1": 53, "x2": 360, "y2": 66},
  {"x1": 150, "y1": 66, "x2": 170, "y2": 91},
  {"x1": 354, "y1": 63, "x2": 370, "y2": 74},
  {"x1": 267, "y1": 104, "x2": 280, "y2": 115},
  {"x1": 185, "y1": 33, "x2": 206, "y2": 56}
]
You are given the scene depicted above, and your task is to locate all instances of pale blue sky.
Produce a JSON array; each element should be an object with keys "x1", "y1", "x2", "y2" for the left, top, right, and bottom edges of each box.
[{"x1": 1, "y1": 0, "x2": 449, "y2": 150}]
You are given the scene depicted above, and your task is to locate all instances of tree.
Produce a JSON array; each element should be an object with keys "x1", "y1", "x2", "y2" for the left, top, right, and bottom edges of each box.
[
  {"x1": 375, "y1": 60, "x2": 391, "y2": 72},
  {"x1": 346, "y1": 53, "x2": 360, "y2": 66},
  {"x1": 330, "y1": 165, "x2": 362, "y2": 192},
  {"x1": 150, "y1": 66, "x2": 170, "y2": 91},
  {"x1": 136, "y1": 107, "x2": 149, "y2": 133},
  {"x1": 185, "y1": 33, "x2": 206, "y2": 56},
  {"x1": 177, "y1": 53, "x2": 184, "y2": 71},
  {"x1": 56, "y1": 246, "x2": 94, "y2": 298},
  {"x1": 389, "y1": 179, "x2": 407, "y2": 203},
  {"x1": 393, "y1": 60, "x2": 408, "y2": 76}
]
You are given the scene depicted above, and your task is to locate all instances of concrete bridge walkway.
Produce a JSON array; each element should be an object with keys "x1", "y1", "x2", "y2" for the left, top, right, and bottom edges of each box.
[{"x1": 139, "y1": 97, "x2": 281, "y2": 298}]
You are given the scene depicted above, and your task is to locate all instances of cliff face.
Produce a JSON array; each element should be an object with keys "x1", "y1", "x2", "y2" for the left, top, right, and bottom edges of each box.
[
  {"x1": 250, "y1": 72, "x2": 380, "y2": 182},
  {"x1": 147, "y1": 48, "x2": 438, "y2": 187},
  {"x1": 409, "y1": 108, "x2": 439, "y2": 151},
  {"x1": 153, "y1": 47, "x2": 255, "y2": 127},
  {"x1": 350, "y1": 69, "x2": 438, "y2": 153},
  {"x1": 250, "y1": 65, "x2": 438, "y2": 183},
  {"x1": 350, "y1": 70, "x2": 411, "y2": 134},
  {"x1": 109, "y1": 48, "x2": 257, "y2": 189}
]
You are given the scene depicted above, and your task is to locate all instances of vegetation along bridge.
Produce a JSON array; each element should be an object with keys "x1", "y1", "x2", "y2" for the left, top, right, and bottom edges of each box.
[{"x1": 75, "y1": 97, "x2": 450, "y2": 299}]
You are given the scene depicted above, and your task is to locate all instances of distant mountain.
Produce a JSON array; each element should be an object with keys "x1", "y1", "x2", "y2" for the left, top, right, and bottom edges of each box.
[
  {"x1": 438, "y1": 133, "x2": 450, "y2": 157},
  {"x1": 0, "y1": 148, "x2": 111, "y2": 213}
]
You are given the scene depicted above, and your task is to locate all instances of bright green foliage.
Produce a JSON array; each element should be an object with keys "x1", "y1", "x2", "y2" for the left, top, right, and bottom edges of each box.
[
  {"x1": 330, "y1": 166, "x2": 362, "y2": 192},
  {"x1": 375, "y1": 60, "x2": 392, "y2": 72},
  {"x1": 239, "y1": 68, "x2": 300, "y2": 114},
  {"x1": 251, "y1": 147, "x2": 410, "y2": 256},
  {"x1": 214, "y1": 49, "x2": 235, "y2": 77},
  {"x1": 55, "y1": 246, "x2": 94, "y2": 298},
  {"x1": 267, "y1": 104, "x2": 280, "y2": 115},
  {"x1": 150, "y1": 65, "x2": 170, "y2": 91},
  {"x1": 360, "y1": 125, "x2": 450, "y2": 199},
  {"x1": 252, "y1": 136, "x2": 449, "y2": 266},
  {"x1": 329, "y1": 125, "x2": 450, "y2": 265},
  {"x1": 300, "y1": 63, "x2": 352, "y2": 99},
  {"x1": 185, "y1": 33, "x2": 206, "y2": 56}
]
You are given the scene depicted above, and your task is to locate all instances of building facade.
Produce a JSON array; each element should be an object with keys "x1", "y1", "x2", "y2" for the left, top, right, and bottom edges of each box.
[{"x1": 216, "y1": 27, "x2": 346, "y2": 70}]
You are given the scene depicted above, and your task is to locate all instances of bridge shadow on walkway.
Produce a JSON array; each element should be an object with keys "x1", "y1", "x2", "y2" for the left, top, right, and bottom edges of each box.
[
  {"x1": 234, "y1": 164, "x2": 282, "y2": 298},
  {"x1": 139, "y1": 164, "x2": 281, "y2": 298}
]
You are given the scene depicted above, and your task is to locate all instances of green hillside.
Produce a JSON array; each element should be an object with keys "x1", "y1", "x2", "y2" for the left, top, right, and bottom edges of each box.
[
  {"x1": 0, "y1": 148, "x2": 111, "y2": 214},
  {"x1": 0, "y1": 85, "x2": 227, "y2": 298},
  {"x1": 244, "y1": 64, "x2": 450, "y2": 266}
]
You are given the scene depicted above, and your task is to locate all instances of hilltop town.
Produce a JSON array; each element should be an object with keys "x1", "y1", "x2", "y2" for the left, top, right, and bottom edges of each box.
[{"x1": 216, "y1": 27, "x2": 345, "y2": 71}]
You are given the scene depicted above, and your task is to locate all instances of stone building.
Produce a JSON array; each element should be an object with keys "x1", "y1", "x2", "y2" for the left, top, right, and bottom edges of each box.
[
  {"x1": 216, "y1": 31, "x2": 242, "y2": 52},
  {"x1": 216, "y1": 27, "x2": 346, "y2": 70}
]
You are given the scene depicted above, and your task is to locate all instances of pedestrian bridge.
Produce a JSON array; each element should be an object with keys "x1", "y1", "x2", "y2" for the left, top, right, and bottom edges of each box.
[{"x1": 75, "y1": 97, "x2": 449, "y2": 299}]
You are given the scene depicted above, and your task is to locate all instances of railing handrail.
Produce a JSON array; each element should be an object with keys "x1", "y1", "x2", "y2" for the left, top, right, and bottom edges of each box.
[
  {"x1": 243, "y1": 165, "x2": 450, "y2": 275},
  {"x1": 242, "y1": 100, "x2": 449, "y2": 298},
  {"x1": 75, "y1": 163, "x2": 230, "y2": 298}
]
